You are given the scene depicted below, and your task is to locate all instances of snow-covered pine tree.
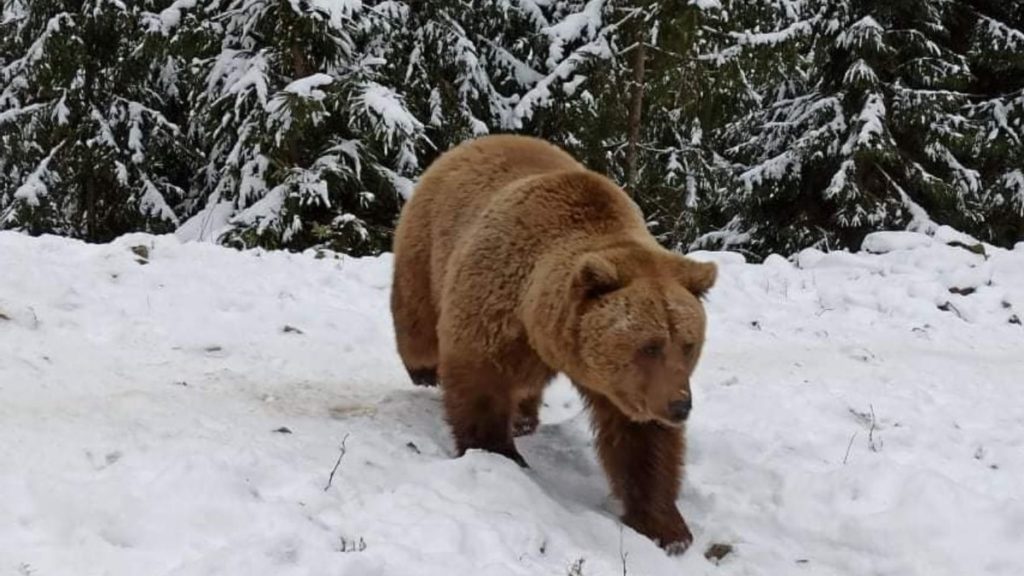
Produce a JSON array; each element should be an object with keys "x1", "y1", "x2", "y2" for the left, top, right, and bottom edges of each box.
[
  {"x1": 0, "y1": 0, "x2": 191, "y2": 241},
  {"x1": 683, "y1": 0, "x2": 814, "y2": 253},
  {"x1": 4, "y1": 0, "x2": 1016, "y2": 256},
  {"x1": 711, "y1": 0, "x2": 1024, "y2": 257},
  {"x1": 956, "y1": 1, "x2": 1024, "y2": 246},
  {"x1": 0, "y1": 1, "x2": 22, "y2": 212},
  {"x1": 373, "y1": 0, "x2": 539, "y2": 160},
  {"x1": 162, "y1": 0, "x2": 638, "y2": 254},
  {"x1": 608, "y1": 0, "x2": 738, "y2": 251},
  {"x1": 378, "y1": 0, "x2": 625, "y2": 167},
  {"x1": 168, "y1": 0, "x2": 425, "y2": 255},
  {"x1": 502, "y1": 0, "x2": 735, "y2": 252},
  {"x1": 371, "y1": 0, "x2": 768, "y2": 255}
]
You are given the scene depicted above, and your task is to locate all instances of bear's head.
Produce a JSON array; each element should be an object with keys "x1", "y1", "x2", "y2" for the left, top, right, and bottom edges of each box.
[{"x1": 566, "y1": 246, "x2": 716, "y2": 427}]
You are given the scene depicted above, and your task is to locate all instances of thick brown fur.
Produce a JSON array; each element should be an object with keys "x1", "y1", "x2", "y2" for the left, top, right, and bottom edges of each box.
[{"x1": 390, "y1": 134, "x2": 716, "y2": 553}]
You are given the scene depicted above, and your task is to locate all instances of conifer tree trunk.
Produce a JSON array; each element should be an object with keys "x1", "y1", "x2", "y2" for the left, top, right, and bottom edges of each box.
[
  {"x1": 290, "y1": 44, "x2": 311, "y2": 78},
  {"x1": 625, "y1": 17, "x2": 647, "y2": 195},
  {"x1": 82, "y1": 52, "x2": 96, "y2": 241}
]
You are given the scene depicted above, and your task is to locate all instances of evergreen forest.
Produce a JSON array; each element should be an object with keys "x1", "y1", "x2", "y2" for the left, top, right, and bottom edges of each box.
[{"x1": 2, "y1": 0, "x2": 1022, "y2": 258}]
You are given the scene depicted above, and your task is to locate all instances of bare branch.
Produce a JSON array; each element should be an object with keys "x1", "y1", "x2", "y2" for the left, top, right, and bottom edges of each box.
[
  {"x1": 842, "y1": 432, "x2": 857, "y2": 465},
  {"x1": 323, "y1": 433, "x2": 350, "y2": 492}
]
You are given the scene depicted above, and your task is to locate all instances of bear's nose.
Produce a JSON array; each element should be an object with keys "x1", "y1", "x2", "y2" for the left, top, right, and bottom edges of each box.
[{"x1": 668, "y1": 398, "x2": 692, "y2": 422}]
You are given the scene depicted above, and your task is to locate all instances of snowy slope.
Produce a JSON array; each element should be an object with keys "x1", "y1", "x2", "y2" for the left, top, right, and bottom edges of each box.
[{"x1": 1, "y1": 230, "x2": 1023, "y2": 576}]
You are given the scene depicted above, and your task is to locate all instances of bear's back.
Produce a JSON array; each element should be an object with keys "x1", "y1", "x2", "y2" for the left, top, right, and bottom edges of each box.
[
  {"x1": 395, "y1": 134, "x2": 649, "y2": 312},
  {"x1": 400, "y1": 136, "x2": 579, "y2": 301},
  {"x1": 419, "y1": 135, "x2": 583, "y2": 252}
]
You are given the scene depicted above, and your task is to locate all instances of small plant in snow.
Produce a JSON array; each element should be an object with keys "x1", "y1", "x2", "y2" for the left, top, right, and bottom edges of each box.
[{"x1": 338, "y1": 536, "x2": 366, "y2": 553}]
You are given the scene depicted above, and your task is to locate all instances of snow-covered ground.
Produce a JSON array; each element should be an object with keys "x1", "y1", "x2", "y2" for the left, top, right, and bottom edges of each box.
[{"x1": 1, "y1": 229, "x2": 1023, "y2": 576}]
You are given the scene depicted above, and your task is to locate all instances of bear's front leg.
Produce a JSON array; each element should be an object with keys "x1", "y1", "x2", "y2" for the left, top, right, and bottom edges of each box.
[
  {"x1": 439, "y1": 354, "x2": 527, "y2": 467},
  {"x1": 584, "y1": 391, "x2": 693, "y2": 554},
  {"x1": 512, "y1": 393, "x2": 542, "y2": 437}
]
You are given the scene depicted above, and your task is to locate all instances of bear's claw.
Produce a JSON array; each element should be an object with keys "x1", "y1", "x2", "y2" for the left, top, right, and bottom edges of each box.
[
  {"x1": 408, "y1": 367, "x2": 438, "y2": 387},
  {"x1": 512, "y1": 414, "x2": 539, "y2": 437},
  {"x1": 624, "y1": 508, "x2": 693, "y2": 556},
  {"x1": 663, "y1": 539, "x2": 692, "y2": 556}
]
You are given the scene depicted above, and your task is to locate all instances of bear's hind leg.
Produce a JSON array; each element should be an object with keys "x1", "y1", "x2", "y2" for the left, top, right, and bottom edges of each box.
[
  {"x1": 391, "y1": 261, "x2": 439, "y2": 387},
  {"x1": 440, "y1": 355, "x2": 526, "y2": 467},
  {"x1": 406, "y1": 366, "x2": 438, "y2": 387},
  {"x1": 581, "y1": 388, "x2": 693, "y2": 554}
]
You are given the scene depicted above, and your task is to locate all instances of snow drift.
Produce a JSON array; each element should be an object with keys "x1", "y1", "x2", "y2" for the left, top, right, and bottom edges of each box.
[{"x1": 1, "y1": 230, "x2": 1022, "y2": 575}]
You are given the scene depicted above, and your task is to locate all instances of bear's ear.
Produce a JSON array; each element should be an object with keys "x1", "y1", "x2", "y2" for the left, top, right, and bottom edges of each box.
[
  {"x1": 573, "y1": 254, "x2": 621, "y2": 301},
  {"x1": 671, "y1": 256, "x2": 717, "y2": 298}
]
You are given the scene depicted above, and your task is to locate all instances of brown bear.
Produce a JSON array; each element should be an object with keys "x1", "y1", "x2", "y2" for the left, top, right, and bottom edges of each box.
[{"x1": 390, "y1": 134, "x2": 716, "y2": 554}]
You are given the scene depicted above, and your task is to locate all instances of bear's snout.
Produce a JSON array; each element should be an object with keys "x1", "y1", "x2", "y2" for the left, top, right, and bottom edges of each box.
[{"x1": 667, "y1": 398, "x2": 692, "y2": 422}]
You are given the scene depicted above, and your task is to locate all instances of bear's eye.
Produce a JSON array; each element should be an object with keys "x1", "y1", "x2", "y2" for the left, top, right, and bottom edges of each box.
[
  {"x1": 639, "y1": 341, "x2": 663, "y2": 359},
  {"x1": 682, "y1": 343, "x2": 696, "y2": 357}
]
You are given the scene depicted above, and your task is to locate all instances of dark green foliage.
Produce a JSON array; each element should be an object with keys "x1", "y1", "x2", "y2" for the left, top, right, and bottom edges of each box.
[
  {"x1": 177, "y1": 0, "x2": 425, "y2": 256},
  {"x1": 2, "y1": 0, "x2": 1022, "y2": 257},
  {"x1": 705, "y1": 0, "x2": 1024, "y2": 257},
  {"x1": 1, "y1": 1, "x2": 193, "y2": 242}
]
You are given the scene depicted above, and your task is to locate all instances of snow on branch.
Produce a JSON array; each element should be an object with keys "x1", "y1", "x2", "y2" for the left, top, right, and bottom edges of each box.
[
  {"x1": 233, "y1": 184, "x2": 287, "y2": 236},
  {"x1": 1, "y1": 12, "x2": 73, "y2": 78},
  {"x1": 843, "y1": 59, "x2": 879, "y2": 88},
  {"x1": 837, "y1": 16, "x2": 886, "y2": 52},
  {"x1": 88, "y1": 106, "x2": 118, "y2": 150},
  {"x1": 0, "y1": 102, "x2": 44, "y2": 126},
  {"x1": 354, "y1": 82, "x2": 423, "y2": 148},
  {"x1": 975, "y1": 14, "x2": 1024, "y2": 51},
  {"x1": 482, "y1": 38, "x2": 544, "y2": 86},
  {"x1": 509, "y1": 37, "x2": 610, "y2": 129},
  {"x1": 143, "y1": 0, "x2": 198, "y2": 34},
  {"x1": 841, "y1": 92, "x2": 891, "y2": 155},
  {"x1": 281, "y1": 73, "x2": 334, "y2": 99},
  {"x1": 508, "y1": 0, "x2": 658, "y2": 129},
  {"x1": 964, "y1": 94, "x2": 1022, "y2": 146},
  {"x1": 730, "y1": 18, "x2": 814, "y2": 47},
  {"x1": 542, "y1": 0, "x2": 605, "y2": 70},
  {"x1": 1000, "y1": 170, "x2": 1024, "y2": 216},
  {"x1": 322, "y1": 138, "x2": 362, "y2": 179},
  {"x1": 139, "y1": 177, "x2": 181, "y2": 225},
  {"x1": 879, "y1": 167, "x2": 939, "y2": 233},
  {"x1": 266, "y1": 74, "x2": 334, "y2": 138},
  {"x1": 738, "y1": 149, "x2": 799, "y2": 191},
  {"x1": 689, "y1": 0, "x2": 722, "y2": 10},
  {"x1": 116, "y1": 98, "x2": 181, "y2": 135},
  {"x1": 925, "y1": 142, "x2": 982, "y2": 195},
  {"x1": 12, "y1": 142, "x2": 64, "y2": 207},
  {"x1": 1, "y1": 1, "x2": 27, "y2": 26},
  {"x1": 207, "y1": 49, "x2": 271, "y2": 110},
  {"x1": 514, "y1": 0, "x2": 550, "y2": 27},
  {"x1": 300, "y1": 0, "x2": 361, "y2": 27},
  {"x1": 737, "y1": 94, "x2": 848, "y2": 192}
]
